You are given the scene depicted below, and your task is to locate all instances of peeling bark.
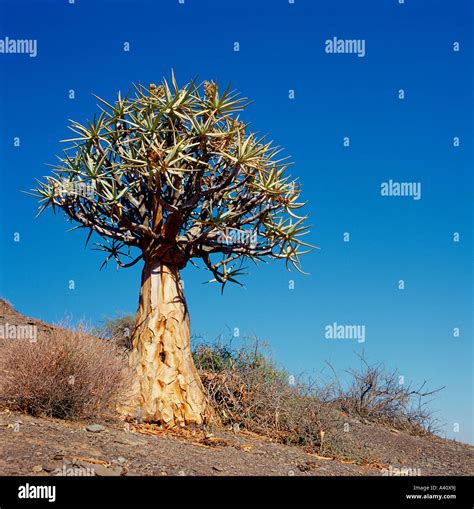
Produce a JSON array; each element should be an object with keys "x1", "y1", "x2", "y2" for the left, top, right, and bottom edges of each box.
[{"x1": 119, "y1": 259, "x2": 213, "y2": 427}]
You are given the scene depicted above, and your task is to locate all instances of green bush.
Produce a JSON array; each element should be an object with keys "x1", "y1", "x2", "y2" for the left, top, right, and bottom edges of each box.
[{"x1": 96, "y1": 314, "x2": 135, "y2": 351}]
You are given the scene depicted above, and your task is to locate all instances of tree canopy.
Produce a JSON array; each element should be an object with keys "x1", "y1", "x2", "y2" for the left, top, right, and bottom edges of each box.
[{"x1": 34, "y1": 73, "x2": 313, "y2": 288}]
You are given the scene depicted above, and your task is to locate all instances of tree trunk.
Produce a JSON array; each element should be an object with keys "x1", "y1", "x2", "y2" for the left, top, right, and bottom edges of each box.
[{"x1": 119, "y1": 259, "x2": 213, "y2": 427}]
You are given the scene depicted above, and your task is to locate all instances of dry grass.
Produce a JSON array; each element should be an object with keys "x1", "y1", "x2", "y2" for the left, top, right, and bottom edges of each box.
[{"x1": 0, "y1": 327, "x2": 130, "y2": 420}]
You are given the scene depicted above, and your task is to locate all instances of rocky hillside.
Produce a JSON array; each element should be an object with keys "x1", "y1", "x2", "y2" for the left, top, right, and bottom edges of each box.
[{"x1": 0, "y1": 300, "x2": 472, "y2": 477}]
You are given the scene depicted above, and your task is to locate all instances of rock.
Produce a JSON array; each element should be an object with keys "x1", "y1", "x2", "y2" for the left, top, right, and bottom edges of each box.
[
  {"x1": 42, "y1": 464, "x2": 57, "y2": 473},
  {"x1": 212, "y1": 466, "x2": 224, "y2": 472},
  {"x1": 32, "y1": 465, "x2": 43, "y2": 473},
  {"x1": 86, "y1": 424, "x2": 106, "y2": 433},
  {"x1": 233, "y1": 423, "x2": 240, "y2": 433}
]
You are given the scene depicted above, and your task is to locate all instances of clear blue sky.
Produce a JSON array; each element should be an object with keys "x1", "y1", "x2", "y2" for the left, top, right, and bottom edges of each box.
[{"x1": 0, "y1": 0, "x2": 472, "y2": 443}]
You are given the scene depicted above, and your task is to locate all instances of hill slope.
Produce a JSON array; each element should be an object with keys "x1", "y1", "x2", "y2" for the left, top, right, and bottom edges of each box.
[{"x1": 0, "y1": 300, "x2": 472, "y2": 477}]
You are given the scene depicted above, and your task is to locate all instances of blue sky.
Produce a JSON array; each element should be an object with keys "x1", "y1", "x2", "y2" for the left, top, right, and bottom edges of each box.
[{"x1": 0, "y1": 0, "x2": 472, "y2": 443}]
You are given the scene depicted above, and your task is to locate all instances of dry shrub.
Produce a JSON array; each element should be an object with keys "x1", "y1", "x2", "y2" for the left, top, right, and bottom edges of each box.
[
  {"x1": 195, "y1": 338, "x2": 442, "y2": 460},
  {"x1": 328, "y1": 354, "x2": 442, "y2": 436},
  {"x1": 202, "y1": 370, "x2": 357, "y2": 456},
  {"x1": 0, "y1": 327, "x2": 130, "y2": 419},
  {"x1": 195, "y1": 338, "x2": 371, "y2": 461}
]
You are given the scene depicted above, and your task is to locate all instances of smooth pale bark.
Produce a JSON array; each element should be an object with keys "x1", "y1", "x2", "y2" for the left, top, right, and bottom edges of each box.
[{"x1": 119, "y1": 259, "x2": 212, "y2": 427}]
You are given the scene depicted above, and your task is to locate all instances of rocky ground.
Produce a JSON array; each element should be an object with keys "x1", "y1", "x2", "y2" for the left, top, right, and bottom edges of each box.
[
  {"x1": 0, "y1": 408, "x2": 473, "y2": 477},
  {"x1": 0, "y1": 409, "x2": 471, "y2": 477}
]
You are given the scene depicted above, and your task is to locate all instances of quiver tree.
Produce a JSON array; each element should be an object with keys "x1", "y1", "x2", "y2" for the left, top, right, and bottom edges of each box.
[{"x1": 34, "y1": 73, "x2": 313, "y2": 427}]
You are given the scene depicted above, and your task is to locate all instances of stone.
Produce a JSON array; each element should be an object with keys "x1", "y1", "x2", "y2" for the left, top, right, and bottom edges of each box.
[
  {"x1": 42, "y1": 464, "x2": 57, "y2": 473},
  {"x1": 86, "y1": 424, "x2": 106, "y2": 433}
]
